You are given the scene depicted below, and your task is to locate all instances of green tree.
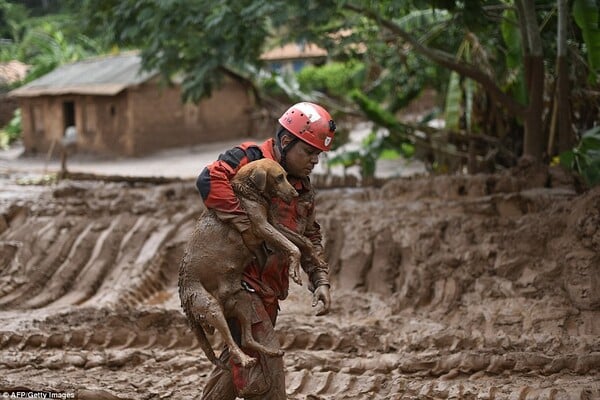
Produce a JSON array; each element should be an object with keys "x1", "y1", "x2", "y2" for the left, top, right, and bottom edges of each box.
[
  {"x1": 0, "y1": 0, "x2": 29, "y2": 60},
  {"x1": 1, "y1": 0, "x2": 106, "y2": 145},
  {"x1": 1, "y1": 2, "x2": 104, "y2": 79},
  {"x1": 75, "y1": 0, "x2": 597, "y2": 166}
]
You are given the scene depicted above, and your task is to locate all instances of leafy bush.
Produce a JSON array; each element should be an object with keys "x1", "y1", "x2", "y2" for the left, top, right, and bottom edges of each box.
[
  {"x1": 297, "y1": 61, "x2": 364, "y2": 99},
  {"x1": 0, "y1": 108, "x2": 21, "y2": 149},
  {"x1": 560, "y1": 126, "x2": 600, "y2": 187},
  {"x1": 259, "y1": 73, "x2": 289, "y2": 99}
]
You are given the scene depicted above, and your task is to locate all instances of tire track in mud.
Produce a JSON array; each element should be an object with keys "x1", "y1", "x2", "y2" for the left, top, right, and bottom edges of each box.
[
  {"x1": 25, "y1": 216, "x2": 120, "y2": 309},
  {"x1": 1, "y1": 174, "x2": 599, "y2": 399},
  {"x1": 79, "y1": 210, "x2": 199, "y2": 308},
  {"x1": 48, "y1": 214, "x2": 140, "y2": 308},
  {"x1": 0, "y1": 183, "x2": 202, "y2": 310},
  {"x1": 0, "y1": 219, "x2": 90, "y2": 307},
  {"x1": 1, "y1": 305, "x2": 599, "y2": 397}
]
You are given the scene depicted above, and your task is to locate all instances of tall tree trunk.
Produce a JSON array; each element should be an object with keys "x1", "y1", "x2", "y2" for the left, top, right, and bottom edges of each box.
[
  {"x1": 523, "y1": 56, "x2": 546, "y2": 159},
  {"x1": 346, "y1": 2, "x2": 552, "y2": 160},
  {"x1": 556, "y1": 0, "x2": 573, "y2": 153},
  {"x1": 518, "y1": 0, "x2": 546, "y2": 160}
]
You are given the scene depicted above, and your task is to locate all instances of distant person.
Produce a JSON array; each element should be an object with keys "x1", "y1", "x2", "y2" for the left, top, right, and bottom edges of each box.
[
  {"x1": 60, "y1": 125, "x2": 77, "y2": 178},
  {"x1": 196, "y1": 102, "x2": 336, "y2": 399}
]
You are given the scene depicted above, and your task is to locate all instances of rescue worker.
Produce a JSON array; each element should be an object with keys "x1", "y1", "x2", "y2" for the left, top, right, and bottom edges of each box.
[{"x1": 196, "y1": 102, "x2": 335, "y2": 399}]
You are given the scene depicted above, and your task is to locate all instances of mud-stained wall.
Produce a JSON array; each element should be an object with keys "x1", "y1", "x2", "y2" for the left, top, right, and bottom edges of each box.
[
  {"x1": 79, "y1": 94, "x2": 131, "y2": 155},
  {"x1": 19, "y1": 97, "x2": 42, "y2": 152},
  {"x1": 18, "y1": 94, "x2": 129, "y2": 156},
  {"x1": 128, "y1": 76, "x2": 253, "y2": 155}
]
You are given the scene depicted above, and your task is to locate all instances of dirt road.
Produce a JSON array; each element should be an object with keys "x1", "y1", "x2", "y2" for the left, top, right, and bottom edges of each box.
[{"x1": 0, "y1": 147, "x2": 599, "y2": 399}]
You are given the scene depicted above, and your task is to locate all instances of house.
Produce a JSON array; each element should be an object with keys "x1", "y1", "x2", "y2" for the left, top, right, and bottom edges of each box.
[
  {"x1": 260, "y1": 42, "x2": 327, "y2": 74},
  {"x1": 9, "y1": 53, "x2": 254, "y2": 156}
]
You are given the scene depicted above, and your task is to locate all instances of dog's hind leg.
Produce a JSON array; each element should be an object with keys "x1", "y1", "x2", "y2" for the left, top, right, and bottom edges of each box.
[
  {"x1": 180, "y1": 285, "x2": 227, "y2": 369},
  {"x1": 188, "y1": 287, "x2": 257, "y2": 368},
  {"x1": 188, "y1": 318, "x2": 228, "y2": 370},
  {"x1": 224, "y1": 291, "x2": 284, "y2": 358},
  {"x1": 234, "y1": 303, "x2": 284, "y2": 358}
]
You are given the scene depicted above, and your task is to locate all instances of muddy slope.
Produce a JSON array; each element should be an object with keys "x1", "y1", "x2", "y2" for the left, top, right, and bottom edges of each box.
[{"x1": 0, "y1": 168, "x2": 598, "y2": 399}]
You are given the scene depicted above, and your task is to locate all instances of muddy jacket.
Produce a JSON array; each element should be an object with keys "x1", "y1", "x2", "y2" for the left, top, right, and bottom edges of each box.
[{"x1": 196, "y1": 138, "x2": 329, "y2": 310}]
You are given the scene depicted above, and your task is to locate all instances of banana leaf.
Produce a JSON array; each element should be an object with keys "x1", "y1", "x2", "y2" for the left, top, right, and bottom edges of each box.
[
  {"x1": 464, "y1": 42, "x2": 474, "y2": 133},
  {"x1": 573, "y1": 0, "x2": 600, "y2": 84},
  {"x1": 560, "y1": 126, "x2": 600, "y2": 187},
  {"x1": 444, "y1": 71, "x2": 462, "y2": 130},
  {"x1": 501, "y1": 7, "x2": 527, "y2": 105}
]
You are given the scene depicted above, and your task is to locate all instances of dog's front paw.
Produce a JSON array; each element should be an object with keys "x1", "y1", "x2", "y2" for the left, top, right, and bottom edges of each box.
[
  {"x1": 289, "y1": 259, "x2": 303, "y2": 286},
  {"x1": 234, "y1": 351, "x2": 257, "y2": 368}
]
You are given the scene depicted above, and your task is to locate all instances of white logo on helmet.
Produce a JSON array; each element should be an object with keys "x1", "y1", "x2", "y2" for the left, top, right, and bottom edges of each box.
[
  {"x1": 295, "y1": 103, "x2": 321, "y2": 122},
  {"x1": 324, "y1": 137, "x2": 332, "y2": 147}
]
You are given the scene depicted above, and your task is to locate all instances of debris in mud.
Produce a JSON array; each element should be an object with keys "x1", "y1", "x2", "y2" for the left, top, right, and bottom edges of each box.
[{"x1": 0, "y1": 167, "x2": 599, "y2": 399}]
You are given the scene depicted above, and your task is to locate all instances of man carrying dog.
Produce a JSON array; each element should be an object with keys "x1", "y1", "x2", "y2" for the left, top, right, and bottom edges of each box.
[{"x1": 196, "y1": 102, "x2": 335, "y2": 399}]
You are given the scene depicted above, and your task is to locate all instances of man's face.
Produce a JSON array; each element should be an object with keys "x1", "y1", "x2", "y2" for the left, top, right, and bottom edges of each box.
[{"x1": 284, "y1": 139, "x2": 322, "y2": 178}]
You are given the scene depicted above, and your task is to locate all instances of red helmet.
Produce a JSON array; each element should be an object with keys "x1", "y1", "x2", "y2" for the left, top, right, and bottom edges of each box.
[{"x1": 278, "y1": 102, "x2": 336, "y2": 151}]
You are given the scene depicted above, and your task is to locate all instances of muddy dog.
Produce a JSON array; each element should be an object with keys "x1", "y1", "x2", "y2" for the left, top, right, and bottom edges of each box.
[{"x1": 178, "y1": 158, "x2": 323, "y2": 369}]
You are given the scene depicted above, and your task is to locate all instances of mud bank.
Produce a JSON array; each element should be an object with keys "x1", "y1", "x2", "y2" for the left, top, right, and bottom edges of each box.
[{"x1": 0, "y1": 166, "x2": 598, "y2": 399}]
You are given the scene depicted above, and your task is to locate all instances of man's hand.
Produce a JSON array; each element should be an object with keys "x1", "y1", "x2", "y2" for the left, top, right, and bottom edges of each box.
[{"x1": 312, "y1": 284, "x2": 331, "y2": 316}]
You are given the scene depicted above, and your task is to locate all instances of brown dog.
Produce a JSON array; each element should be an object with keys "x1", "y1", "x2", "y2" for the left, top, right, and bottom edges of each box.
[{"x1": 179, "y1": 158, "x2": 313, "y2": 369}]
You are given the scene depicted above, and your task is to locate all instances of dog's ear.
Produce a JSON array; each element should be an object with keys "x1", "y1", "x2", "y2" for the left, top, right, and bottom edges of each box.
[{"x1": 250, "y1": 168, "x2": 267, "y2": 192}]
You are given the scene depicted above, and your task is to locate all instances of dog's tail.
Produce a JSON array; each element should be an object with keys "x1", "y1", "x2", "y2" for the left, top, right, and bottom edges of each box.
[
  {"x1": 179, "y1": 253, "x2": 228, "y2": 370},
  {"x1": 181, "y1": 297, "x2": 227, "y2": 369},
  {"x1": 188, "y1": 318, "x2": 228, "y2": 370},
  {"x1": 179, "y1": 289, "x2": 227, "y2": 369}
]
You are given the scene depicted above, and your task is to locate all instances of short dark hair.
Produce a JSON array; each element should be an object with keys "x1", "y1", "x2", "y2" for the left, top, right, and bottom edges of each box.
[{"x1": 276, "y1": 124, "x2": 294, "y2": 141}]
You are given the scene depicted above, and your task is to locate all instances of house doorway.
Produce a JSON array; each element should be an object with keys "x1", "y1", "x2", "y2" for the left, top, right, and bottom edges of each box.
[
  {"x1": 62, "y1": 100, "x2": 78, "y2": 148},
  {"x1": 61, "y1": 101, "x2": 77, "y2": 177},
  {"x1": 63, "y1": 101, "x2": 75, "y2": 135}
]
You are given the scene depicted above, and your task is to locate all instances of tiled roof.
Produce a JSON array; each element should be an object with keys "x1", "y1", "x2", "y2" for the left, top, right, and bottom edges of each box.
[
  {"x1": 10, "y1": 52, "x2": 156, "y2": 97},
  {"x1": 260, "y1": 42, "x2": 327, "y2": 61}
]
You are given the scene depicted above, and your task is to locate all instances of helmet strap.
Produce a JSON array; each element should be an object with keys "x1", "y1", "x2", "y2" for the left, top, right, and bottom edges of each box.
[{"x1": 276, "y1": 128, "x2": 299, "y2": 171}]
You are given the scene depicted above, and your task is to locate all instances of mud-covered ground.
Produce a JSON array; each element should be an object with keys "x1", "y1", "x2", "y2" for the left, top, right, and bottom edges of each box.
[{"x1": 0, "y1": 162, "x2": 599, "y2": 399}]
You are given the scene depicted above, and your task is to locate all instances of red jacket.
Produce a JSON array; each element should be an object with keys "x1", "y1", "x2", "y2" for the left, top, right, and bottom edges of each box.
[{"x1": 197, "y1": 138, "x2": 325, "y2": 311}]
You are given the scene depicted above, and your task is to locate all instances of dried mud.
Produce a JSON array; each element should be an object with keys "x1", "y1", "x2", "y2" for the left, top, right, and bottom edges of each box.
[{"x1": 0, "y1": 165, "x2": 599, "y2": 399}]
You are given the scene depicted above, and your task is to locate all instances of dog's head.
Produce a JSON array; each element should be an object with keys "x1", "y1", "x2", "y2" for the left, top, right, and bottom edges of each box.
[{"x1": 240, "y1": 159, "x2": 298, "y2": 204}]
